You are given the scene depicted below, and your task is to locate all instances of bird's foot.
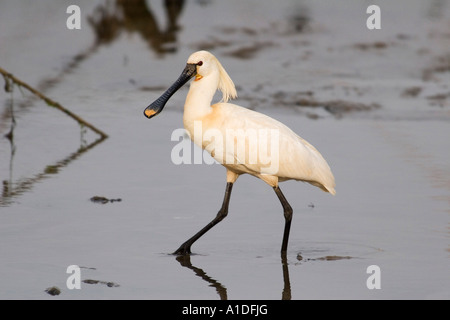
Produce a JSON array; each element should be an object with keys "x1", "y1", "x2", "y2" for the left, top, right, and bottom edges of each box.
[{"x1": 173, "y1": 242, "x2": 192, "y2": 255}]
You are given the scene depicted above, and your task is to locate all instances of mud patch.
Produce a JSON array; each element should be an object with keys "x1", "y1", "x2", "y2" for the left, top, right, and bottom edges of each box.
[
  {"x1": 426, "y1": 92, "x2": 450, "y2": 107},
  {"x1": 83, "y1": 279, "x2": 120, "y2": 287},
  {"x1": 294, "y1": 241, "x2": 383, "y2": 265},
  {"x1": 139, "y1": 85, "x2": 169, "y2": 92},
  {"x1": 224, "y1": 42, "x2": 276, "y2": 60},
  {"x1": 401, "y1": 86, "x2": 422, "y2": 98},
  {"x1": 353, "y1": 41, "x2": 390, "y2": 51},
  {"x1": 422, "y1": 53, "x2": 450, "y2": 81},
  {"x1": 297, "y1": 254, "x2": 354, "y2": 262},
  {"x1": 90, "y1": 196, "x2": 122, "y2": 204},
  {"x1": 272, "y1": 91, "x2": 381, "y2": 118},
  {"x1": 45, "y1": 286, "x2": 61, "y2": 296}
]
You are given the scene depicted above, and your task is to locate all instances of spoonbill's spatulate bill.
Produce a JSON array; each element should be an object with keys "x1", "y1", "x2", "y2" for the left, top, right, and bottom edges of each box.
[{"x1": 144, "y1": 50, "x2": 335, "y2": 255}]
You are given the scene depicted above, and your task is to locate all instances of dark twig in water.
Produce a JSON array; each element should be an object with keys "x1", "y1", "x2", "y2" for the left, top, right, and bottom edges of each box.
[{"x1": 0, "y1": 66, "x2": 108, "y2": 139}]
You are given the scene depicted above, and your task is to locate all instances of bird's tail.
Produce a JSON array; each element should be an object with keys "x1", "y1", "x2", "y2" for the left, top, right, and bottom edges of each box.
[
  {"x1": 325, "y1": 186, "x2": 336, "y2": 195},
  {"x1": 313, "y1": 182, "x2": 336, "y2": 195}
]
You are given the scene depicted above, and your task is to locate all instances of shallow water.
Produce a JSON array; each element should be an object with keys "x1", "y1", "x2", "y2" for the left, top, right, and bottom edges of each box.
[{"x1": 0, "y1": 0, "x2": 449, "y2": 299}]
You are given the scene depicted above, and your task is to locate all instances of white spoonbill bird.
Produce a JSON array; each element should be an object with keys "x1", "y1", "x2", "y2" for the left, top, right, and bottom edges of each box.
[{"x1": 144, "y1": 50, "x2": 335, "y2": 255}]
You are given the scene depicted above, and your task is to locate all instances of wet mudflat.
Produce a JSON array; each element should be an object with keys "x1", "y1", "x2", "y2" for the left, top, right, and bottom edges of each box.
[{"x1": 0, "y1": 1, "x2": 449, "y2": 299}]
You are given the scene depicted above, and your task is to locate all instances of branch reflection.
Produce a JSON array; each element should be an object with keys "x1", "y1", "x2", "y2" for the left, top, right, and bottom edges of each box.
[
  {"x1": 1, "y1": 128, "x2": 106, "y2": 207},
  {"x1": 2, "y1": 1, "x2": 185, "y2": 206}
]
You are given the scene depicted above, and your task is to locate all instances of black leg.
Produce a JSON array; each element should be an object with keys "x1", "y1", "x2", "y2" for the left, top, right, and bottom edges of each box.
[
  {"x1": 273, "y1": 186, "x2": 293, "y2": 253},
  {"x1": 173, "y1": 182, "x2": 234, "y2": 255},
  {"x1": 281, "y1": 252, "x2": 291, "y2": 300}
]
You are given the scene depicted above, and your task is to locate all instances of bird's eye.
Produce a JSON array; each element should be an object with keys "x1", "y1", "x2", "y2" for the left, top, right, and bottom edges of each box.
[{"x1": 197, "y1": 61, "x2": 203, "y2": 66}]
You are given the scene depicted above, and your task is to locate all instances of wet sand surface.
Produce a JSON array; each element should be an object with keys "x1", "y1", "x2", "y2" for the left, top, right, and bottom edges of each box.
[{"x1": 0, "y1": 1, "x2": 449, "y2": 299}]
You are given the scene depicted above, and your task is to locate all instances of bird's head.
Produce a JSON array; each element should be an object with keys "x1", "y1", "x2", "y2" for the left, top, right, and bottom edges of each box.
[{"x1": 144, "y1": 51, "x2": 236, "y2": 119}]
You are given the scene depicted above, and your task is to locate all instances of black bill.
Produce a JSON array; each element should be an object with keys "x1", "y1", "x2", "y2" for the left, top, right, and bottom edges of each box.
[{"x1": 143, "y1": 63, "x2": 197, "y2": 119}]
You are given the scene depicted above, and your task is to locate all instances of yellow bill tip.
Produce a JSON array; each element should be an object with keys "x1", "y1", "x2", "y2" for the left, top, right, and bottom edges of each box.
[{"x1": 144, "y1": 109, "x2": 157, "y2": 118}]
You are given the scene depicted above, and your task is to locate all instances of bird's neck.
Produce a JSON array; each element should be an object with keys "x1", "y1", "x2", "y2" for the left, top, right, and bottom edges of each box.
[{"x1": 183, "y1": 73, "x2": 219, "y2": 133}]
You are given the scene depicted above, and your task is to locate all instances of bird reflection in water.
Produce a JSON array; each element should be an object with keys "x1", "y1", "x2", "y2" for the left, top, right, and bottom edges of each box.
[
  {"x1": 89, "y1": 0, "x2": 185, "y2": 54},
  {"x1": 17, "y1": 0, "x2": 186, "y2": 108},
  {"x1": 175, "y1": 253, "x2": 292, "y2": 300}
]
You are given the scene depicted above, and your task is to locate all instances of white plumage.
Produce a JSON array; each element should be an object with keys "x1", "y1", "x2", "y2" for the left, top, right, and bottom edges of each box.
[
  {"x1": 183, "y1": 51, "x2": 335, "y2": 194},
  {"x1": 144, "y1": 50, "x2": 335, "y2": 255}
]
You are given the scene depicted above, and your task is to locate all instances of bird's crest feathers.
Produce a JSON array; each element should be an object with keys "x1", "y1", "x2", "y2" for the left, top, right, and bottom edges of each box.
[{"x1": 215, "y1": 57, "x2": 237, "y2": 103}]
